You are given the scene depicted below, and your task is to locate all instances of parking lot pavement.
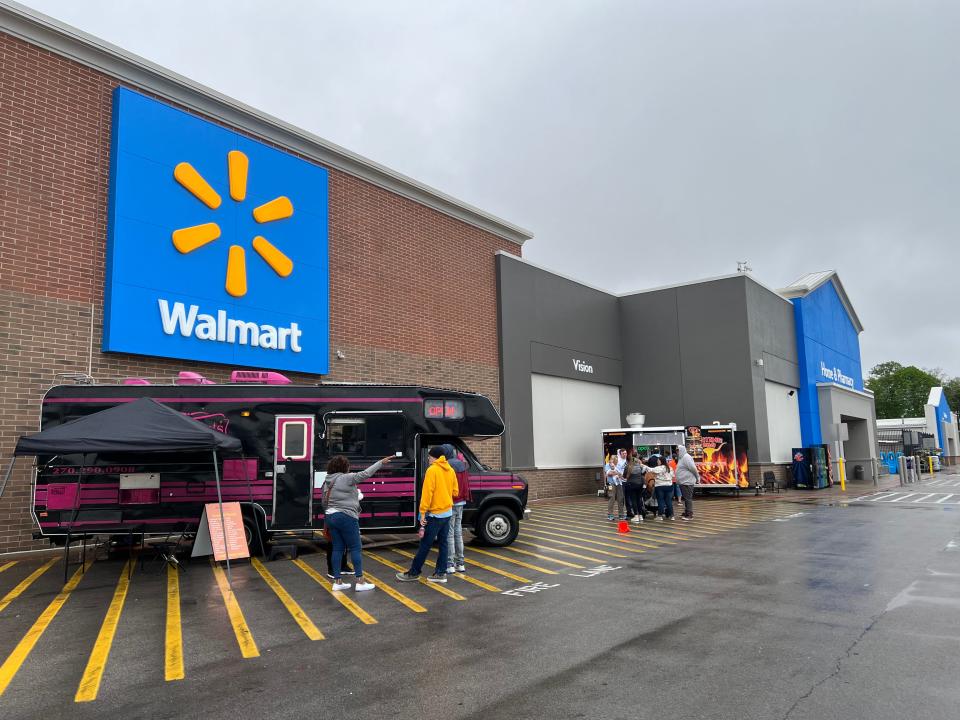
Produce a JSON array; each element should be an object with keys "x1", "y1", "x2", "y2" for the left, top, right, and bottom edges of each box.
[
  {"x1": 850, "y1": 474, "x2": 960, "y2": 507},
  {"x1": 0, "y1": 495, "x2": 797, "y2": 712},
  {"x1": 2, "y1": 494, "x2": 956, "y2": 719}
]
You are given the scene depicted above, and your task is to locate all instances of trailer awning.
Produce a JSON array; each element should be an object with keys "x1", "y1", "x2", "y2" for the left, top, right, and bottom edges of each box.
[{"x1": 14, "y1": 397, "x2": 241, "y2": 455}]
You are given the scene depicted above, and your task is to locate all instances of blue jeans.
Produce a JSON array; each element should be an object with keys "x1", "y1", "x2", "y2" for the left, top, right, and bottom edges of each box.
[
  {"x1": 654, "y1": 486, "x2": 674, "y2": 518},
  {"x1": 326, "y1": 511, "x2": 363, "y2": 580},
  {"x1": 446, "y1": 504, "x2": 465, "y2": 568},
  {"x1": 408, "y1": 515, "x2": 451, "y2": 577}
]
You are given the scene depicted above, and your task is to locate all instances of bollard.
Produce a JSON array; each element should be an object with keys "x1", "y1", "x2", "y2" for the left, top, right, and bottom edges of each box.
[
  {"x1": 929, "y1": 456, "x2": 935, "y2": 476},
  {"x1": 617, "y1": 520, "x2": 630, "y2": 534},
  {"x1": 838, "y1": 457, "x2": 846, "y2": 492}
]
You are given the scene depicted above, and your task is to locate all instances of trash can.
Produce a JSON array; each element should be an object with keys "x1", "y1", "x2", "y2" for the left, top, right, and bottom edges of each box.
[{"x1": 854, "y1": 465, "x2": 864, "y2": 480}]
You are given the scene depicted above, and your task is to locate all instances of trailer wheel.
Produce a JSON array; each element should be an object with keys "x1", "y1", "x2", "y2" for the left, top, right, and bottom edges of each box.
[
  {"x1": 243, "y1": 513, "x2": 265, "y2": 556},
  {"x1": 475, "y1": 505, "x2": 518, "y2": 547}
]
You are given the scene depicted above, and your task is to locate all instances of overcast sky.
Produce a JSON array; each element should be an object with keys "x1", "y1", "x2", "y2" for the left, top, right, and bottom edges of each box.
[{"x1": 22, "y1": 0, "x2": 960, "y2": 378}]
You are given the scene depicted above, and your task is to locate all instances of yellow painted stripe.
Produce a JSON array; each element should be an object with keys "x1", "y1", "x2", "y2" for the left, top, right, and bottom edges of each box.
[
  {"x1": 251, "y1": 558, "x2": 323, "y2": 640},
  {"x1": 532, "y1": 513, "x2": 678, "y2": 545},
  {"x1": 498, "y1": 545, "x2": 583, "y2": 569},
  {"x1": 534, "y1": 506, "x2": 706, "y2": 534},
  {"x1": 228, "y1": 150, "x2": 248, "y2": 201},
  {"x1": 512, "y1": 539, "x2": 606, "y2": 563},
  {"x1": 359, "y1": 570, "x2": 427, "y2": 613},
  {"x1": 252, "y1": 236, "x2": 294, "y2": 277},
  {"x1": 466, "y1": 547, "x2": 558, "y2": 574},
  {"x1": 533, "y1": 511, "x2": 693, "y2": 542},
  {"x1": 171, "y1": 222, "x2": 221, "y2": 254},
  {"x1": 173, "y1": 162, "x2": 221, "y2": 208},
  {"x1": 389, "y1": 549, "x2": 500, "y2": 593},
  {"x1": 0, "y1": 562, "x2": 16, "y2": 574},
  {"x1": 165, "y1": 565, "x2": 184, "y2": 682},
  {"x1": 521, "y1": 529, "x2": 646, "y2": 555},
  {"x1": 75, "y1": 559, "x2": 135, "y2": 702},
  {"x1": 292, "y1": 558, "x2": 377, "y2": 625},
  {"x1": 516, "y1": 533, "x2": 628, "y2": 558},
  {"x1": 526, "y1": 517, "x2": 665, "y2": 549},
  {"x1": 253, "y1": 196, "x2": 293, "y2": 223},
  {"x1": 225, "y1": 245, "x2": 247, "y2": 298},
  {"x1": 363, "y1": 552, "x2": 466, "y2": 600},
  {"x1": 211, "y1": 561, "x2": 260, "y2": 658},
  {"x1": 0, "y1": 557, "x2": 58, "y2": 615},
  {"x1": 0, "y1": 559, "x2": 92, "y2": 697}
]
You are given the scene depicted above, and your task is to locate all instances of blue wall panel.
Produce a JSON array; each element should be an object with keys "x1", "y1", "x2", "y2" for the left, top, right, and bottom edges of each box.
[
  {"x1": 792, "y1": 279, "x2": 864, "y2": 446},
  {"x1": 103, "y1": 88, "x2": 330, "y2": 374}
]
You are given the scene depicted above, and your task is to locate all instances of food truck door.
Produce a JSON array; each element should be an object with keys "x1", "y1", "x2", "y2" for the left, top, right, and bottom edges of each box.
[{"x1": 272, "y1": 415, "x2": 314, "y2": 529}]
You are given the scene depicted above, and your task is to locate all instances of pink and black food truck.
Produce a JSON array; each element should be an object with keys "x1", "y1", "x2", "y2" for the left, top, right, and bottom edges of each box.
[{"x1": 31, "y1": 371, "x2": 529, "y2": 550}]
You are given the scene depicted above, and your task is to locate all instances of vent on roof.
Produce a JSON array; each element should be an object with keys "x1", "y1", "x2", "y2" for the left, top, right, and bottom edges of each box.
[
  {"x1": 230, "y1": 370, "x2": 292, "y2": 385},
  {"x1": 175, "y1": 371, "x2": 214, "y2": 385},
  {"x1": 122, "y1": 378, "x2": 151, "y2": 385}
]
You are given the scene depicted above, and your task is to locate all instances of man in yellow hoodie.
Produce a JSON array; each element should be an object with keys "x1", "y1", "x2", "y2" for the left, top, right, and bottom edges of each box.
[{"x1": 396, "y1": 445, "x2": 459, "y2": 584}]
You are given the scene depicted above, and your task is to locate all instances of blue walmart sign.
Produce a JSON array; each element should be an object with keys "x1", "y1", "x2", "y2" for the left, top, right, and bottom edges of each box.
[{"x1": 104, "y1": 88, "x2": 329, "y2": 373}]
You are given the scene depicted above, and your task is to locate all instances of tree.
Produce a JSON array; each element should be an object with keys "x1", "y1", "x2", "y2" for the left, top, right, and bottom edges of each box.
[
  {"x1": 943, "y1": 377, "x2": 960, "y2": 411},
  {"x1": 866, "y1": 363, "x2": 942, "y2": 419}
]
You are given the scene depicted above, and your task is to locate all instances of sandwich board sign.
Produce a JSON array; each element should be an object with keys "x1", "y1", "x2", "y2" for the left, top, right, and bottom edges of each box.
[{"x1": 191, "y1": 502, "x2": 249, "y2": 561}]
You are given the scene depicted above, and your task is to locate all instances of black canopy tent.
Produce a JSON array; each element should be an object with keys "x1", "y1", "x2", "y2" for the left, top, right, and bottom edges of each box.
[{"x1": 3, "y1": 397, "x2": 244, "y2": 583}]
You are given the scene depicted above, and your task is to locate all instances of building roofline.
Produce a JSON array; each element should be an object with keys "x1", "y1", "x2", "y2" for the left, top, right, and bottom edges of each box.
[
  {"x1": 617, "y1": 271, "x2": 793, "y2": 305},
  {"x1": 496, "y1": 252, "x2": 614, "y2": 296},
  {"x1": 0, "y1": 0, "x2": 533, "y2": 246},
  {"x1": 497, "y1": 253, "x2": 797, "y2": 306},
  {"x1": 779, "y1": 270, "x2": 864, "y2": 333}
]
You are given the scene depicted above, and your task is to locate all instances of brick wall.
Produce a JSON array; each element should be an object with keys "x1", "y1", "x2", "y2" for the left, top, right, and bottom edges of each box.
[
  {"x1": 0, "y1": 31, "x2": 513, "y2": 552},
  {"x1": 519, "y1": 468, "x2": 600, "y2": 501}
]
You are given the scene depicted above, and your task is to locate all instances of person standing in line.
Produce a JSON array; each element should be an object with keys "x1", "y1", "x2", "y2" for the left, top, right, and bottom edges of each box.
[
  {"x1": 675, "y1": 445, "x2": 700, "y2": 519},
  {"x1": 323, "y1": 454, "x2": 396, "y2": 592},
  {"x1": 668, "y1": 451, "x2": 682, "y2": 502},
  {"x1": 396, "y1": 445, "x2": 458, "y2": 583},
  {"x1": 606, "y1": 450, "x2": 626, "y2": 521},
  {"x1": 443, "y1": 443, "x2": 471, "y2": 575},
  {"x1": 648, "y1": 453, "x2": 675, "y2": 520},
  {"x1": 623, "y1": 449, "x2": 648, "y2": 524}
]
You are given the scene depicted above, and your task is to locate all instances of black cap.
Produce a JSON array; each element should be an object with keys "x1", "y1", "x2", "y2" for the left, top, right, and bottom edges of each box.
[{"x1": 428, "y1": 446, "x2": 445, "y2": 459}]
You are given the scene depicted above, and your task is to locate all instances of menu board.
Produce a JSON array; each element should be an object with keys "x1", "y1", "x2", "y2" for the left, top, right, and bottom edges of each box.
[
  {"x1": 197, "y1": 502, "x2": 249, "y2": 561},
  {"x1": 686, "y1": 426, "x2": 749, "y2": 488}
]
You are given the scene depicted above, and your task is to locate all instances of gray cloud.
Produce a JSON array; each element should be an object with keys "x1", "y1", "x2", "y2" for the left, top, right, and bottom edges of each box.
[{"x1": 22, "y1": 0, "x2": 960, "y2": 376}]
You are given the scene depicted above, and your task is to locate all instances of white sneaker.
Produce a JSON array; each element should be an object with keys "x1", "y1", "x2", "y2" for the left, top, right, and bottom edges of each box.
[
  {"x1": 456, "y1": 564, "x2": 466, "y2": 573},
  {"x1": 354, "y1": 581, "x2": 375, "y2": 592},
  {"x1": 445, "y1": 566, "x2": 456, "y2": 575},
  {"x1": 631, "y1": 516, "x2": 642, "y2": 524},
  {"x1": 331, "y1": 581, "x2": 351, "y2": 592}
]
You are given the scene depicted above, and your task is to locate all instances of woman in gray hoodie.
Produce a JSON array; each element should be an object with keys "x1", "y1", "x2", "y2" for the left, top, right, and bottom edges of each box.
[
  {"x1": 323, "y1": 454, "x2": 395, "y2": 592},
  {"x1": 674, "y1": 445, "x2": 700, "y2": 519}
]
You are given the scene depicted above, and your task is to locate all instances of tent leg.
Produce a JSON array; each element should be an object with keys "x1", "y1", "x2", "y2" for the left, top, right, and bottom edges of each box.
[
  {"x1": 0, "y1": 456, "x2": 15, "y2": 500},
  {"x1": 212, "y1": 451, "x2": 231, "y2": 587},
  {"x1": 241, "y1": 457, "x2": 264, "y2": 556}
]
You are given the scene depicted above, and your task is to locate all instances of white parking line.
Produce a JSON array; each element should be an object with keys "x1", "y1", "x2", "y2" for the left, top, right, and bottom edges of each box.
[
  {"x1": 866, "y1": 492, "x2": 900, "y2": 502},
  {"x1": 912, "y1": 494, "x2": 937, "y2": 503},
  {"x1": 935, "y1": 494, "x2": 955, "y2": 504},
  {"x1": 890, "y1": 494, "x2": 913, "y2": 502},
  {"x1": 926, "y1": 479, "x2": 948, "y2": 486}
]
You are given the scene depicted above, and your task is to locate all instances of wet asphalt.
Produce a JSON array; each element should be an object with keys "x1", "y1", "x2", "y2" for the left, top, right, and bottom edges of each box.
[{"x1": 1, "y1": 485, "x2": 959, "y2": 720}]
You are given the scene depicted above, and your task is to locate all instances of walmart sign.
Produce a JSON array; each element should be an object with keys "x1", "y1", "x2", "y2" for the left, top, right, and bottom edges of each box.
[{"x1": 103, "y1": 88, "x2": 329, "y2": 373}]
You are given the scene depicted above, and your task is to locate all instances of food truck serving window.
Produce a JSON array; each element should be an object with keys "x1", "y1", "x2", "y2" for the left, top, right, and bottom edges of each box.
[{"x1": 424, "y1": 399, "x2": 464, "y2": 420}]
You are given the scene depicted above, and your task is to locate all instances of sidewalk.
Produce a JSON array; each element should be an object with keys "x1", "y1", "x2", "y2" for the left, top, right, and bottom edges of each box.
[{"x1": 752, "y1": 466, "x2": 960, "y2": 504}]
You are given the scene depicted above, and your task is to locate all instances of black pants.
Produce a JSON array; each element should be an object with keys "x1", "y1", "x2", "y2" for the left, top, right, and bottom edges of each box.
[
  {"x1": 679, "y1": 484, "x2": 694, "y2": 517},
  {"x1": 326, "y1": 539, "x2": 353, "y2": 575},
  {"x1": 624, "y1": 483, "x2": 646, "y2": 517}
]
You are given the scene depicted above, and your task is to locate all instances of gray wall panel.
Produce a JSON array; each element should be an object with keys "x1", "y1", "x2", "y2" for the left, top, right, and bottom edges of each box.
[
  {"x1": 745, "y1": 279, "x2": 801, "y2": 461},
  {"x1": 498, "y1": 254, "x2": 621, "y2": 468},
  {"x1": 619, "y1": 289, "x2": 684, "y2": 426}
]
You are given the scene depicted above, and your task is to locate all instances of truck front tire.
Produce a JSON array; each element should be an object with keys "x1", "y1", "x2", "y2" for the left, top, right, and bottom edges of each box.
[{"x1": 475, "y1": 505, "x2": 519, "y2": 546}]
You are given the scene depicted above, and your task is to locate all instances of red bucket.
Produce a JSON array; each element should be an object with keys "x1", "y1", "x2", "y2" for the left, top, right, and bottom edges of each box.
[{"x1": 617, "y1": 520, "x2": 630, "y2": 534}]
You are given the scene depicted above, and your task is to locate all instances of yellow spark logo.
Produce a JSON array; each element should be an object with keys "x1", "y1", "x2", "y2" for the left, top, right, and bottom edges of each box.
[{"x1": 171, "y1": 150, "x2": 294, "y2": 298}]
